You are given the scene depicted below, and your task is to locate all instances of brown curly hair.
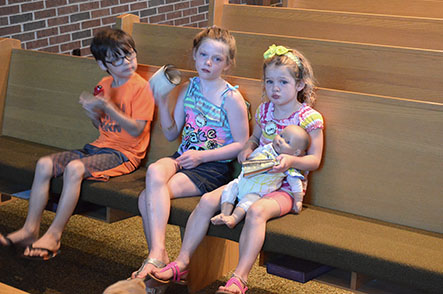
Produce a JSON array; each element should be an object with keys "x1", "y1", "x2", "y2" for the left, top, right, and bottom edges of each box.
[{"x1": 263, "y1": 47, "x2": 316, "y2": 106}]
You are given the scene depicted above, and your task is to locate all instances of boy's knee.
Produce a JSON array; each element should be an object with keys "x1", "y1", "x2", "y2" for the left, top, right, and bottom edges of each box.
[
  {"x1": 36, "y1": 156, "x2": 54, "y2": 177},
  {"x1": 64, "y1": 160, "x2": 86, "y2": 181}
]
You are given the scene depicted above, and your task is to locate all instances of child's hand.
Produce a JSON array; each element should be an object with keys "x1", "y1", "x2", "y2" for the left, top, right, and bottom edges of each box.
[
  {"x1": 270, "y1": 154, "x2": 294, "y2": 173},
  {"x1": 176, "y1": 150, "x2": 203, "y2": 169},
  {"x1": 79, "y1": 91, "x2": 100, "y2": 112},
  {"x1": 94, "y1": 95, "x2": 112, "y2": 112},
  {"x1": 237, "y1": 148, "x2": 253, "y2": 163}
]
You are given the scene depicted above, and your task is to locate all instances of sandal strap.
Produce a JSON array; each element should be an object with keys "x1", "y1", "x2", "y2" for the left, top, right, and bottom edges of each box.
[
  {"x1": 224, "y1": 273, "x2": 248, "y2": 294},
  {"x1": 232, "y1": 273, "x2": 248, "y2": 288},
  {"x1": 146, "y1": 258, "x2": 167, "y2": 269},
  {"x1": 134, "y1": 257, "x2": 166, "y2": 278},
  {"x1": 160, "y1": 261, "x2": 189, "y2": 283}
]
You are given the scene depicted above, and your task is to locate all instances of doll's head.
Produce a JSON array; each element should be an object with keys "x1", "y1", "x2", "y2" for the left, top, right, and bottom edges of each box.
[{"x1": 272, "y1": 125, "x2": 310, "y2": 156}]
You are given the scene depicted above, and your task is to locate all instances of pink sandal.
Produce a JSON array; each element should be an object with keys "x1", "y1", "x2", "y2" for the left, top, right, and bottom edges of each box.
[
  {"x1": 216, "y1": 273, "x2": 248, "y2": 294},
  {"x1": 148, "y1": 261, "x2": 189, "y2": 285}
]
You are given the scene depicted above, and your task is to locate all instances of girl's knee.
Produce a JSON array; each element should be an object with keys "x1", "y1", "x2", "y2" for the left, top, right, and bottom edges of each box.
[
  {"x1": 199, "y1": 193, "x2": 220, "y2": 210},
  {"x1": 245, "y1": 203, "x2": 267, "y2": 224},
  {"x1": 64, "y1": 160, "x2": 85, "y2": 181},
  {"x1": 146, "y1": 163, "x2": 169, "y2": 185},
  {"x1": 138, "y1": 190, "x2": 147, "y2": 214},
  {"x1": 35, "y1": 156, "x2": 54, "y2": 177}
]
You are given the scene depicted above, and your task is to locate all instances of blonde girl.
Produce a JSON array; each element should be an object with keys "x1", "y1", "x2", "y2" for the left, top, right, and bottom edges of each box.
[
  {"x1": 150, "y1": 44, "x2": 324, "y2": 294},
  {"x1": 131, "y1": 26, "x2": 249, "y2": 292}
]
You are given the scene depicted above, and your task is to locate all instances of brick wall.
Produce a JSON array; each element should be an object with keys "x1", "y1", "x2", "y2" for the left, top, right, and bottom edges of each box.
[{"x1": 0, "y1": 0, "x2": 211, "y2": 56}]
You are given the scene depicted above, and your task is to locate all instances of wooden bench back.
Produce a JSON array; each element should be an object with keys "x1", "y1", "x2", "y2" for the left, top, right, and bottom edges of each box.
[
  {"x1": 310, "y1": 90, "x2": 442, "y2": 234},
  {"x1": 0, "y1": 38, "x2": 20, "y2": 134},
  {"x1": 209, "y1": 1, "x2": 443, "y2": 50},
  {"x1": 283, "y1": 0, "x2": 443, "y2": 18},
  {"x1": 2, "y1": 46, "x2": 442, "y2": 233},
  {"x1": 1, "y1": 49, "x2": 182, "y2": 165},
  {"x1": 3, "y1": 49, "x2": 104, "y2": 150},
  {"x1": 128, "y1": 21, "x2": 443, "y2": 103}
]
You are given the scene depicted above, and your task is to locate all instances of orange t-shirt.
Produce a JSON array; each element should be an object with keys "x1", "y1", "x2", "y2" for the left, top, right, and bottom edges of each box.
[{"x1": 89, "y1": 73, "x2": 154, "y2": 172}]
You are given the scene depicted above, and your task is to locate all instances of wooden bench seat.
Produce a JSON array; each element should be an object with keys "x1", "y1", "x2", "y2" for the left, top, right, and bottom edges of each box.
[
  {"x1": 283, "y1": 0, "x2": 443, "y2": 18},
  {"x1": 209, "y1": 1, "x2": 443, "y2": 50},
  {"x1": 1, "y1": 39, "x2": 442, "y2": 293},
  {"x1": 124, "y1": 20, "x2": 443, "y2": 103}
]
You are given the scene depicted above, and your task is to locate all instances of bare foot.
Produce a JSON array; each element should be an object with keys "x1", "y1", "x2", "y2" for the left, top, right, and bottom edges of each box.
[
  {"x1": 1, "y1": 228, "x2": 38, "y2": 247},
  {"x1": 23, "y1": 233, "x2": 60, "y2": 258},
  {"x1": 222, "y1": 215, "x2": 239, "y2": 229},
  {"x1": 211, "y1": 213, "x2": 226, "y2": 225}
]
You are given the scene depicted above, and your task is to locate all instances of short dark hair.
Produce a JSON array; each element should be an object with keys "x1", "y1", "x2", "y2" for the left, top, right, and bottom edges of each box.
[{"x1": 90, "y1": 28, "x2": 136, "y2": 65}]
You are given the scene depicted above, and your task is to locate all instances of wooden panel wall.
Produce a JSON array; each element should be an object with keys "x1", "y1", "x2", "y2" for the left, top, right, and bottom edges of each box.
[
  {"x1": 220, "y1": 4, "x2": 443, "y2": 50},
  {"x1": 131, "y1": 23, "x2": 443, "y2": 103},
  {"x1": 284, "y1": 0, "x2": 443, "y2": 18}
]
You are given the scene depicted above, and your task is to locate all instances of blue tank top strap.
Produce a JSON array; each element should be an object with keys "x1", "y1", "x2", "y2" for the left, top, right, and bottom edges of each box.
[
  {"x1": 185, "y1": 77, "x2": 198, "y2": 100},
  {"x1": 220, "y1": 83, "x2": 239, "y2": 108}
]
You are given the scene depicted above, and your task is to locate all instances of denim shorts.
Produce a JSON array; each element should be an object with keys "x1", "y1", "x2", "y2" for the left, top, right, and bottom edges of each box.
[{"x1": 170, "y1": 152, "x2": 234, "y2": 194}]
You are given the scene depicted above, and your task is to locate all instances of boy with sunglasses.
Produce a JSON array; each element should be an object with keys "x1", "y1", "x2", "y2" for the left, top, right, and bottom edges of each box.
[{"x1": 0, "y1": 28, "x2": 154, "y2": 260}]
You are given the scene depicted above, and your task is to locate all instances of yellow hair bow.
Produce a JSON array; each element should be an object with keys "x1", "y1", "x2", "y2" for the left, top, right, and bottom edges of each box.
[{"x1": 263, "y1": 44, "x2": 302, "y2": 70}]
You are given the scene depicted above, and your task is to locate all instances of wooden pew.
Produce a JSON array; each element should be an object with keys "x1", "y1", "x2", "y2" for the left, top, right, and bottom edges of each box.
[
  {"x1": 118, "y1": 17, "x2": 443, "y2": 103},
  {"x1": 1, "y1": 40, "x2": 442, "y2": 292},
  {"x1": 208, "y1": 0, "x2": 443, "y2": 50},
  {"x1": 0, "y1": 38, "x2": 21, "y2": 134},
  {"x1": 283, "y1": 0, "x2": 443, "y2": 18}
]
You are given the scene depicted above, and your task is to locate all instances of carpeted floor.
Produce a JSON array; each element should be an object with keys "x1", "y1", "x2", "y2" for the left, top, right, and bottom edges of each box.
[{"x1": 0, "y1": 198, "x2": 355, "y2": 294}]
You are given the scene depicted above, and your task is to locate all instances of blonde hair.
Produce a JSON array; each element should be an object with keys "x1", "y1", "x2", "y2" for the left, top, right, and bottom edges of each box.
[
  {"x1": 263, "y1": 47, "x2": 316, "y2": 106},
  {"x1": 193, "y1": 26, "x2": 236, "y2": 67}
]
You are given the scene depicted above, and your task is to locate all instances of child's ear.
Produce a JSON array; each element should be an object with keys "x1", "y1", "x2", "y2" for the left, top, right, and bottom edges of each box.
[
  {"x1": 296, "y1": 80, "x2": 305, "y2": 92},
  {"x1": 294, "y1": 149, "x2": 302, "y2": 156},
  {"x1": 97, "y1": 60, "x2": 108, "y2": 71},
  {"x1": 223, "y1": 62, "x2": 231, "y2": 73}
]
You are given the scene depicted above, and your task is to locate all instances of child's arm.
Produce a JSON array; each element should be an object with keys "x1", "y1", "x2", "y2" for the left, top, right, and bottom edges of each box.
[
  {"x1": 156, "y1": 83, "x2": 187, "y2": 141},
  {"x1": 79, "y1": 91, "x2": 102, "y2": 129},
  {"x1": 273, "y1": 128, "x2": 324, "y2": 172},
  {"x1": 80, "y1": 91, "x2": 147, "y2": 137},
  {"x1": 176, "y1": 90, "x2": 249, "y2": 169},
  {"x1": 237, "y1": 123, "x2": 262, "y2": 163}
]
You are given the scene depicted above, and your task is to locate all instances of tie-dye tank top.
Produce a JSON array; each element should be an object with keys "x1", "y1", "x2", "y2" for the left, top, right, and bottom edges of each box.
[{"x1": 177, "y1": 77, "x2": 237, "y2": 161}]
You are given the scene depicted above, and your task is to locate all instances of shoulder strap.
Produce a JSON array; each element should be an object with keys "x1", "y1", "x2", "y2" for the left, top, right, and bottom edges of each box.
[{"x1": 220, "y1": 83, "x2": 239, "y2": 108}]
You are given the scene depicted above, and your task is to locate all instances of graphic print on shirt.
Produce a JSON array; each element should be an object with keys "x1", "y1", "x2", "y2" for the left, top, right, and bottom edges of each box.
[
  {"x1": 100, "y1": 103, "x2": 125, "y2": 133},
  {"x1": 262, "y1": 121, "x2": 277, "y2": 141},
  {"x1": 180, "y1": 112, "x2": 219, "y2": 152}
]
